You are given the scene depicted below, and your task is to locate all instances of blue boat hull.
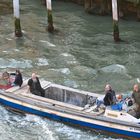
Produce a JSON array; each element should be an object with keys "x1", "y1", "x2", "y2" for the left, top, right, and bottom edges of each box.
[{"x1": 0, "y1": 97, "x2": 140, "y2": 139}]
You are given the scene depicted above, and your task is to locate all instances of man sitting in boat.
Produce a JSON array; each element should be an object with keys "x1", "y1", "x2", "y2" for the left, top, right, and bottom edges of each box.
[
  {"x1": 0, "y1": 71, "x2": 13, "y2": 90},
  {"x1": 94, "y1": 84, "x2": 117, "y2": 111},
  {"x1": 128, "y1": 84, "x2": 140, "y2": 118},
  {"x1": 104, "y1": 84, "x2": 117, "y2": 106},
  {"x1": 27, "y1": 73, "x2": 45, "y2": 97}
]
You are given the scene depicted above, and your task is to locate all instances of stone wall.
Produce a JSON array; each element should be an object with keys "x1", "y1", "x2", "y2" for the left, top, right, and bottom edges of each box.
[
  {"x1": 66, "y1": 0, "x2": 140, "y2": 21},
  {"x1": 1, "y1": 0, "x2": 139, "y2": 21}
]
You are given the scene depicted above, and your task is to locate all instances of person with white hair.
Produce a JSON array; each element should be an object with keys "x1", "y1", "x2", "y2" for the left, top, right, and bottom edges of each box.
[
  {"x1": 27, "y1": 73, "x2": 45, "y2": 97},
  {"x1": 94, "y1": 84, "x2": 116, "y2": 112},
  {"x1": 104, "y1": 84, "x2": 116, "y2": 106}
]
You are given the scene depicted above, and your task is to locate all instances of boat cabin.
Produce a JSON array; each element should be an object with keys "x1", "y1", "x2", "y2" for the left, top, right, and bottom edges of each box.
[{"x1": 45, "y1": 84, "x2": 97, "y2": 107}]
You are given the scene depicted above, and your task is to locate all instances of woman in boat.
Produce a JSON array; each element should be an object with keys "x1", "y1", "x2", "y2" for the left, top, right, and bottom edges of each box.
[
  {"x1": 13, "y1": 70, "x2": 23, "y2": 87},
  {"x1": 27, "y1": 73, "x2": 45, "y2": 97}
]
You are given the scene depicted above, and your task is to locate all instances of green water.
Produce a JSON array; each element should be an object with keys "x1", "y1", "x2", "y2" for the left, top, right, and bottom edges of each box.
[{"x1": 0, "y1": 0, "x2": 139, "y2": 139}]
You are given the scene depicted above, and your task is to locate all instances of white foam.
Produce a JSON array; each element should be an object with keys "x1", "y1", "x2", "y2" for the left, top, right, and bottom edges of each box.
[
  {"x1": 137, "y1": 78, "x2": 140, "y2": 83},
  {"x1": 39, "y1": 40, "x2": 56, "y2": 47},
  {"x1": 51, "y1": 68, "x2": 70, "y2": 75},
  {"x1": 13, "y1": 49, "x2": 20, "y2": 52},
  {"x1": 2, "y1": 51, "x2": 8, "y2": 53},
  {"x1": 36, "y1": 58, "x2": 49, "y2": 66},
  {"x1": 100, "y1": 64, "x2": 127, "y2": 74},
  {"x1": 0, "y1": 58, "x2": 32, "y2": 68},
  {"x1": 60, "y1": 68, "x2": 71, "y2": 75},
  {"x1": 6, "y1": 38, "x2": 12, "y2": 41},
  {"x1": 24, "y1": 114, "x2": 57, "y2": 140},
  {"x1": 60, "y1": 53, "x2": 71, "y2": 57}
]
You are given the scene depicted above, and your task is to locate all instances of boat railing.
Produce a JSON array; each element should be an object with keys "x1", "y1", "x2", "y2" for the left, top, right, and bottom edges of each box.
[
  {"x1": 20, "y1": 92, "x2": 84, "y2": 111},
  {"x1": 5, "y1": 78, "x2": 29, "y2": 93}
]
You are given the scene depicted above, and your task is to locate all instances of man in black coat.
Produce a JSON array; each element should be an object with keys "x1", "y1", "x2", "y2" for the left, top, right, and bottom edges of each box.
[
  {"x1": 104, "y1": 84, "x2": 116, "y2": 106},
  {"x1": 27, "y1": 73, "x2": 45, "y2": 97}
]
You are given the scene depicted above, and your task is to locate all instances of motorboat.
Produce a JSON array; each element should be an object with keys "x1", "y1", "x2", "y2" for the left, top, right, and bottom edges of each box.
[{"x1": 0, "y1": 72, "x2": 139, "y2": 140}]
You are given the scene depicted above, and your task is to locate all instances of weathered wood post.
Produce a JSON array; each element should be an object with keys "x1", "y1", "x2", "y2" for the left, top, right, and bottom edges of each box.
[
  {"x1": 107, "y1": 0, "x2": 112, "y2": 13},
  {"x1": 137, "y1": 1, "x2": 140, "y2": 21},
  {"x1": 91, "y1": 0, "x2": 95, "y2": 9},
  {"x1": 13, "y1": 0, "x2": 22, "y2": 37},
  {"x1": 100, "y1": 0, "x2": 108, "y2": 15},
  {"x1": 118, "y1": 0, "x2": 124, "y2": 19},
  {"x1": 41, "y1": 0, "x2": 46, "y2": 6},
  {"x1": 111, "y1": 0, "x2": 120, "y2": 42},
  {"x1": 46, "y1": 0, "x2": 54, "y2": 32},
  {"x1": 85, "y1": 0, "x2": 91, "y2": 13}
]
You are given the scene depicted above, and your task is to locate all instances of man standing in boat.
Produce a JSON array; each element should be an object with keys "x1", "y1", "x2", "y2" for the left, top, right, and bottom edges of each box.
[
  {"x1": 131, "y1": 84, "x2": 140, "y2": 118},
  {"x1": 27, "y1": 73, "x2": 45, "y2": 97}
]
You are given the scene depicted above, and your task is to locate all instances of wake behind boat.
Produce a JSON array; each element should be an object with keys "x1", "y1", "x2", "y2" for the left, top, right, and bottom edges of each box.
[{"x1": 0, "y1": 72, "x2": 140, "y2": 140}]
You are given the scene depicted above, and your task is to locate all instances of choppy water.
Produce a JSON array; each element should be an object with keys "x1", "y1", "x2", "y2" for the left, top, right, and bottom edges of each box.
[
  {"x1": 0, "y1": 0, "x2": 140, "y2": 139},
  {"x1": 0, "y1": 105, "x2": 126, "y2": 140}
]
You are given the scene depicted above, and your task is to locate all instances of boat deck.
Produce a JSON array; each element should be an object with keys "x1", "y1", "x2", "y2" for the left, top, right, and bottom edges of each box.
[
  {"x1": 0, "y1": 77, "x2": 140, "y2": 140},
  {"x1": 4, "y1": 79, "x2": 104, "y2": 116},
  {"x1": 0, "y1": 79, "x2": 139, "y2": 131}
]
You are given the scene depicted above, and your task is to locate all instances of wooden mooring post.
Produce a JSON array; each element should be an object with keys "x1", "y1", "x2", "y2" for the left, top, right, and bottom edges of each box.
[
  {"x1": 111, "y1": 0, "x2": 120, "y2": 42},
  {"x1": 84, "y1": 0, "x2": 91, "y2": 13},
  {"x1": 41, "y1": 0, "x2": 46, "y2": 5},
  {"x1": 46, "y1": 0, "x2": 54, "y2": 32},
  {"x1": 118, "y1": 0, "x2": 124, "y2": 19},
  {"x1": 100, "y1": 0, "x2": 108, "y2": 15},
  {"x1": 13, "y1": 0, "x2": 22, "y2": 37},
  {"x1": 137, "y1": 1, "x2": 140, "y2": 21}
]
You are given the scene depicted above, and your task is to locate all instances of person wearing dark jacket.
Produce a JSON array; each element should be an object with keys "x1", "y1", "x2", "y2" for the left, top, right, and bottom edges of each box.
[
  {"x1": 94, "y1": 84, "x2": 116, "y2": 112},
  {"x1": 131, "y1": 84, "x2": 140, "y2": 118},
  {"x1": 104, "y1": 84, "x2": 116, "y2": 106},
  {"x1": 27, "y1": 73, "x2": 45, "y2": 97},
  {"x1": 13, "y1": 70, "x2": 23, "y2": 87}
]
